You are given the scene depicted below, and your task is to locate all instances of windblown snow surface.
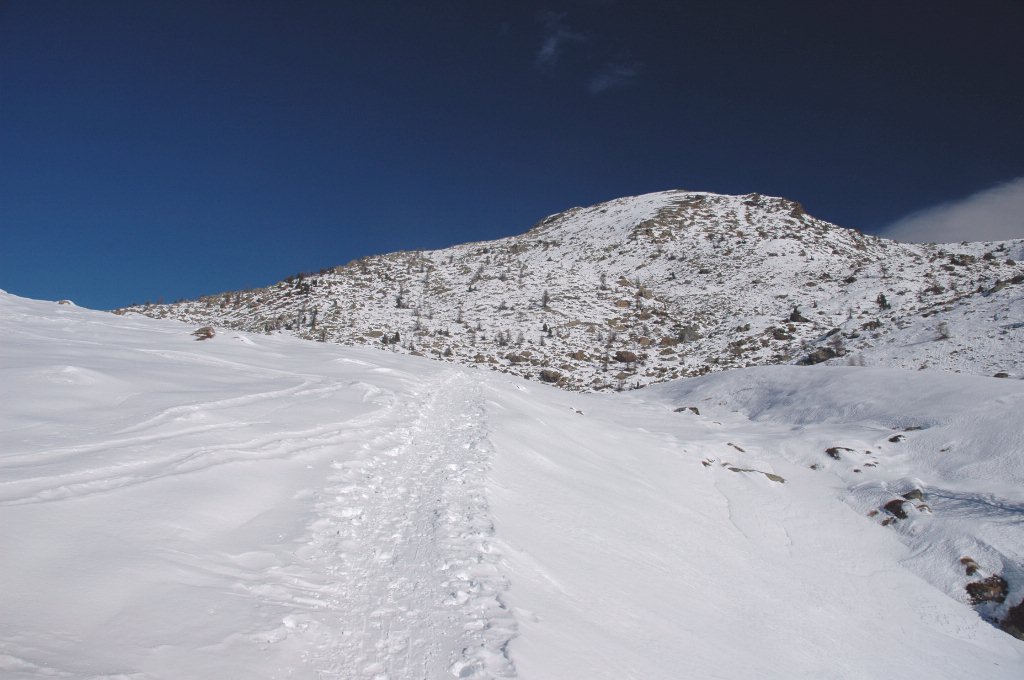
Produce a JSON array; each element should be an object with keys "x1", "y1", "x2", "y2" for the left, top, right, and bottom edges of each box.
[{"x1": 1, "y1": 291, "x2": 1022, "y2": 679}]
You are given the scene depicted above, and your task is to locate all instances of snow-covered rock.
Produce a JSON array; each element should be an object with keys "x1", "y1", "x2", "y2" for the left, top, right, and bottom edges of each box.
[{"x1": 120, "y1": 190, "x2": 1024, "y2": 390}]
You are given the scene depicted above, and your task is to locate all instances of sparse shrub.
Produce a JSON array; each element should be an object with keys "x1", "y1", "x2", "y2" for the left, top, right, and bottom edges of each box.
[{"x1": 827, "y1": 333, "x2": 846, "y2": 355}]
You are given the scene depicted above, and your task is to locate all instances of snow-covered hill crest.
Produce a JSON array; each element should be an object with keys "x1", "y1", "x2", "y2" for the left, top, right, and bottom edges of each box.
[{"x1": 122, "y1": 190, "x2": 1024, "y2": 389}]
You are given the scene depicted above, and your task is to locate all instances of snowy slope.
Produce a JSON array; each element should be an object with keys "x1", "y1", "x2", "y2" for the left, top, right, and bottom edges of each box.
[
  {"x1": 121, "y1": 190, "x2": 1024, "y2": 390},
  {"x1": 641, "y1": 367, "x2": 1024, "y2": 633},
  {"x1": 0, "y1": 293, "x2": 514, "y2": 679},
  {"x1": 2, "y1": 291, "x2": 1023, "y2": 679}
]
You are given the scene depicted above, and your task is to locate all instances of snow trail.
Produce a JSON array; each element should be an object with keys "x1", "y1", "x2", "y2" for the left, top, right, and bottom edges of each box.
[{"x1": 266, "y1": 370, "x2": 516, "y2": 679}]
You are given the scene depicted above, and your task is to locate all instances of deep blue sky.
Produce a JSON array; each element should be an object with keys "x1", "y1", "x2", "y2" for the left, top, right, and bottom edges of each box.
[{"x1": 2, "y1": 1, "x2": 1022, "y2": 309}]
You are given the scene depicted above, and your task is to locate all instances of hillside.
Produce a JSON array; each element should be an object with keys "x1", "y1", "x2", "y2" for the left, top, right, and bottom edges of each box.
[
  {"x1": 2, "y1": 291, "x2": 1023, "y2": 678},
  {"x1": 121, "y1": 190, "x2": 1024, "y2": 389}
]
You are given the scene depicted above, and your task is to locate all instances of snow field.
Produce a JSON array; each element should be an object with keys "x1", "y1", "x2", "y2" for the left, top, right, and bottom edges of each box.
[
  {"x1": 0, "y1": 295, "x2": 513, "y2": 679},
  {"x1": 2, "y1": 292, "x2": 1022, "y2": 679},
  {"x1": 644, "y1": 366, "x2": 1024, "y2": 641},
  {"x1": 486, "y1": 378, "x2": 1024, "y2": 679}
]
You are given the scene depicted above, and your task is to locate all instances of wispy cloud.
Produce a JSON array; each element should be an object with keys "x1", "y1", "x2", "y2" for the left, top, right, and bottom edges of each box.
[
  {"x1": 588, "y1": 59, "x2": 643, "y2": 94},
  {"x1": 884, "y1": 177, "x2": 1024, "y2": 243},
  {"x1": 534, "y1": 11, "x2": 585, "y2": 69}
]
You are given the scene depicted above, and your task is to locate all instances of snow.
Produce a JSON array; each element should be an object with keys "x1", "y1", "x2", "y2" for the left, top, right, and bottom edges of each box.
[
  {"x1": 123, "y1": 190, "x2": 1024, "y2": 391},
  {"x1": 491, "y1": 372, "x2": 1024, "y2": 679},
  {"x1": 2, "y1": 291, "x2": 1023, "y2": 678}
]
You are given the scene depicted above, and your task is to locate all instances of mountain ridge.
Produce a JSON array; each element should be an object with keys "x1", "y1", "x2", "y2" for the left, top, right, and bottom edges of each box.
[{"x1": 121, "y1": 189, "x2": 1024, "y2": 389}]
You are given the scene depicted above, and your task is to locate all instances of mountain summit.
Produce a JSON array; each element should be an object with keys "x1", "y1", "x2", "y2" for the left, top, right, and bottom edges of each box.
[{"x1": 122, "y1": 190, "x2": 1024, "y2": 388}]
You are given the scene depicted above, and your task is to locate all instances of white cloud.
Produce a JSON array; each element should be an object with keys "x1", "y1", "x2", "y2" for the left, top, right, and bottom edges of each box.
[
  {"x1": 534, "y1": 12, "x2": 585, "y2": 69},
  {"x1": 884, "y1": 177, "x2": 1024, "y2": 243},
  {"x1": 588, "y1": 59, "x2": 643, "y2": 94}
]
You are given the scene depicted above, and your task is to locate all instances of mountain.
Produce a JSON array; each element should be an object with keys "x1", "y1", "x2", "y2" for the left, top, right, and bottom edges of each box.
[
  {"x1": 2, "y1": 290, "x2": 1022, "y2": 678},
  {"x1": 120, "y1": 190, "x2": 1024, "y2": 389}
]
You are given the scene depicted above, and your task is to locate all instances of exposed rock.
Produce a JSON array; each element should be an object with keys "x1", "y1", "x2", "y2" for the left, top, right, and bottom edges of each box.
[
  {"x1": 1001, "y1": 598, "x2": 1024, "y2": 640},
  {"x1": 883, "y1": 499, "x2": 909, "y2": 520},
  {"x1": 960, "y1": 557, "x2": 980, "y2": 576},
  {"x1": 726, "y1": 467, "x2": 785, "y2": 483},
  {"x1": 614, "y1": 350, "x2": 638, "y2": 363},
  {"x1": 902, "y1": 488, "x2": 925, "y2": 502},
  {"x1": 798, "y1": 347, "x2": 837, "y2": 365},
  {"x1": 965, "y1": 575, "x2": 1008, "y2": 605},
  {"x1": 825, "y1": 446, "x2": 853, "y2": 460},
  {"x1": 538, "y1": 369, "x2": 562, "y2": 384}
]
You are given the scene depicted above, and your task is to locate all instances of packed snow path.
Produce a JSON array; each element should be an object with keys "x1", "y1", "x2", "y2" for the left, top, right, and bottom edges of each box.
[{"x1": 293, "y1": 371, "x2": 516, "y2": 679}]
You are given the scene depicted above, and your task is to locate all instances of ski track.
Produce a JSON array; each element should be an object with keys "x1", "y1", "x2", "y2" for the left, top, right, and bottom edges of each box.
[
  {"x1": 248, "y1": 370, "x2": 517, "y2": 680},
  {"x1": 0, "y1": 386, "x2": 395, "y2": 507}
]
